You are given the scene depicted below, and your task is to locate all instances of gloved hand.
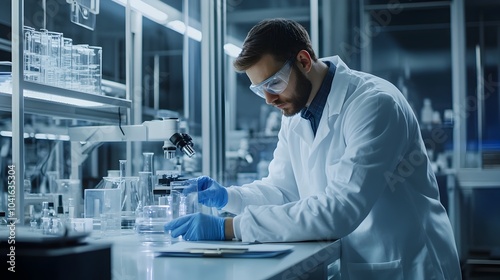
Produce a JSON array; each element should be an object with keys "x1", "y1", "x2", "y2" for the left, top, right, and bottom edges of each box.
[
  {"x1": 182, "y1": 176, "x2": 228, "y2": 209},
  {"x1": 164, "y1": 213, "x2": 225, "y2": 241}
]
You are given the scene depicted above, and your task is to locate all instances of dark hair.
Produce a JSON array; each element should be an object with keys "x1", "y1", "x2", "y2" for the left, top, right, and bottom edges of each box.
[{"x1": 233, "y1": 18, "x2": 317, "y2": 72}]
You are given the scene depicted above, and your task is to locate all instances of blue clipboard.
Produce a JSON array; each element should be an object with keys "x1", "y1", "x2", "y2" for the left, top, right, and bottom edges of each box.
[{"x1": 156, "y1": 242, "x2": 294, "y2": 258}]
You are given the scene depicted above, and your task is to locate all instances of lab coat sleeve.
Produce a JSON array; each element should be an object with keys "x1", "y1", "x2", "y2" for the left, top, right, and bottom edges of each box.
[
  {"x1": 223, "y1": 118, "x2": 301, "y2": 215},
  {"x1": 235, "y1": 92, "x2": 411, "y2": 242}
]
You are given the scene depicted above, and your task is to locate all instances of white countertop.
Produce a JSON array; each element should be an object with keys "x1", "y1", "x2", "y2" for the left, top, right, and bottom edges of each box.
[{"x1": 87, "y1": 232, "x2": 341, "y2": 280}]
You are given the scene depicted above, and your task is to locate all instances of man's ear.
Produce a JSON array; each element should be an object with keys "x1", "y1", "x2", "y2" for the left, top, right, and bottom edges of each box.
[{"x1": 295, "y1": 50, "x2": 313, "y2": 73}]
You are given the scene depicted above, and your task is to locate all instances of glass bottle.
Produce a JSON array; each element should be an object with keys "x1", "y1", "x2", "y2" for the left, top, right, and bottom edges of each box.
[{"x1": 29, "y1": 205, "x2": 38, "y2": 231}]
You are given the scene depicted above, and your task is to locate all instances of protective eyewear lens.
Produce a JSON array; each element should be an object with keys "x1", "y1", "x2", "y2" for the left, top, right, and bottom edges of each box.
[{"x1": 249, "y1": 60, "x2": 293, "y2": 98}]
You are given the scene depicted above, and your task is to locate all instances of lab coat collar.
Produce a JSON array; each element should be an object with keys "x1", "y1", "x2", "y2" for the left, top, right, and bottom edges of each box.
[
  {"x1": 291, "y1": 56, "x2": 351, "y2": 148},
  {"x1": 323, "y1": 55, "x2": 351, "y2": 117}
]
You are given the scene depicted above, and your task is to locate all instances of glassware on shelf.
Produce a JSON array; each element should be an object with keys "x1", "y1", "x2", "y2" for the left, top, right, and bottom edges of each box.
[
  {"x1": 23, "y1": 27, "x2": 43, "y2": 83},
  {"x1": 71, "y1": 44, "x2": 91, "y2": 92},
  {"x1": 60, "y1": 37, "x2": 73, "y2": 88},
  {"x1": 22, "y1": 26, "x2": 104, "y2": 94},
  {"x1": 40, "y1": 29, "x2": 63, "y2": 86},
  {"x1": 88, "y1": 46, "x2": 102, "y2": 94}
]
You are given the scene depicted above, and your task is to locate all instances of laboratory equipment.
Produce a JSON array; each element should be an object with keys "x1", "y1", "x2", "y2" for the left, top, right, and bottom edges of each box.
[
  {"x1": 135, "y1": 205, "x2": 172, "y2": 243},
  {"x1": 23, "y1": 26, "x2": 39, "y2": 82},
  {"x1": 68, "y1": 198, "x2": 76, "y2": 219},
  {"x1": 41, "y1": 202, "x2": 64, "y2": 235},
  {"x1": 68, "y1": 218, "x2": 93, "y2": 233},
  {"x1": 142, "y1": 152, "x2": 154, "y2": 173},
  {"x1": 54, "y1": 179, "x2": 82, "y2": 217},
  {"x1": 137, "y1": 171, "x2": 155, "y2": 212},
  {"x1": 88, "y1": 46, "x2": 102, "y2": 94},
  {"x1": 94, "y1": 171, "x2": 142, "y2": 229},
  {"x1": 119, "y1": 176, "x2": 140, "y2": 229},
  {"x1": 29, "y1": 205, "x2": 37, "y2": 231},
  {"x1": 421, "y1": 98, "x2": 434, "y2": 129},
  {"x1": 69, "y1": 0, "x2": 100, "y2": 30},
  {"x1": 22, "y1": 25, "x2": 103, "y2": 93},
  {"x1": 60, "y1": 37, "x2": 73, "y2": 87},
  {"x1": 84, "y1": 188, "x2": 121, "y2": 231},
  {"x1": 119, "y1": 159, "x2": 127, "y2": 177},
  {"x1": 71, "y1": 44, "x2": 90, "y2": 91},
  {"x1": 69, "y1": 118, "x2": 197, "y2": 179},
  {"x1": 40, "y1": 29, "x2": 63, "y2": 86}
]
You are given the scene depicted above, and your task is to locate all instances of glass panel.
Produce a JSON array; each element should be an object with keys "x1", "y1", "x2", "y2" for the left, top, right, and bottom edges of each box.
[
  {"x1": 224, "y1": 0, "x2": 311, "y2": 185},
  {"x1": 364, "y1": 1, "x2": 454, "y2": 174},
  {"x1": 140, "y1": 0, "x2": 203, "y2": 178},
  {"x1": 464, "y1": 0, "x2": 500, "y2": 168}
]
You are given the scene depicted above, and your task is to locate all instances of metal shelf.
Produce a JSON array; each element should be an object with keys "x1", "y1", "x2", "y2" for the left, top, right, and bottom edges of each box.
[
  {"x1": 0, "y1": 91, "x2": 125, "y2": 124},
  {"x1": 0, "y1": 80, "x2": 130, "y2": 124},
  {"x1": 23, "y1": 81, "x2": 131, "y2": 109}
]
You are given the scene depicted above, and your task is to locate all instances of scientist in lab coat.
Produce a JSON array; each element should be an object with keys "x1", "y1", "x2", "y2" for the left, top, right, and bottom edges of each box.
[{"x1": 164, "y1": 18, "x2": 461, "y2": 279}]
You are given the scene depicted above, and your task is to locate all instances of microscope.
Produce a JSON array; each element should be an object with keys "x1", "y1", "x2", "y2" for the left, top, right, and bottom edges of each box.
[
  {"x1": 68, "y1": 117, "x2": 196, "y2": 180},
  {"x1": 69, "y1": 118, "x2": 194, "y2": 156}
]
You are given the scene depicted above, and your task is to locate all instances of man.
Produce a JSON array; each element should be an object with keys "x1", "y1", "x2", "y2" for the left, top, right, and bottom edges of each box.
[{"x1": 165, "y1": 18, "x2": 461, "y2": 279}]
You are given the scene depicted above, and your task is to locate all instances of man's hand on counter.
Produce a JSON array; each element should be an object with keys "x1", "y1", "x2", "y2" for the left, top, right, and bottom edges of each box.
[{"x1": 165, "y1": 213, "x2": 234, "y2": 241}]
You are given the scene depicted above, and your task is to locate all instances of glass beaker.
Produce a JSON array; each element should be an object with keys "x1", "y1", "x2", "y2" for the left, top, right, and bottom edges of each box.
[
  {"x1": 40, "y1": 29, "x2": 62, "y2": 86},
  {"x1": 60, "y1": 37, "x2": 73, "y2": 88},
  {"x1": 25, "y1": 28, "x2": 42, "y2": 82},
  {"x1": 84, "y1": 188, "x2": 121, "y2": 232},
  {"x1": 118, "y1": 176, "x2": 140, "y2": 229},
  {"x1": 23, "y1": 26, "x2": 36, "y2": 81},
  {"x1": 88, "y1": 46, "x2": 102, "y2": 94},
  {"x1": 135, "y1": 205, "x2": 172, "y2": 243},
  {"x1": 71, "y1": 44, "x2": 90, "y2": 91}
]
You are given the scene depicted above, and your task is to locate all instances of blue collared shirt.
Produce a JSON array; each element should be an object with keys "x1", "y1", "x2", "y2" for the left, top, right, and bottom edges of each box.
[{"x1": 300, "y1": 61, "x2": 336, "y2": 136}]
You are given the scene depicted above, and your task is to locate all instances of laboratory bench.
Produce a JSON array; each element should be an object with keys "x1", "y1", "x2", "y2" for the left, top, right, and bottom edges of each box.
[
  {"x1": 92, "y1": 232, "x2": 341, "y2": 280},
  {"x1": 1, "y1": 228, "x2": 341, "y2": 280}
]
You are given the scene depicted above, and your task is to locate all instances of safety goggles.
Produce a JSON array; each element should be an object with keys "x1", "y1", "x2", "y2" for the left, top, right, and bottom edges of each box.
[{"x1": 249, "y1": 59, "x2": 293, "y2": 98}]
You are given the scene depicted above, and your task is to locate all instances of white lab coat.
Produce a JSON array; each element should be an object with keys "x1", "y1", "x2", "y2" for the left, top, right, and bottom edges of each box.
[{"x1": 223, "y1": 56, "x2": 461, "y2": 279}]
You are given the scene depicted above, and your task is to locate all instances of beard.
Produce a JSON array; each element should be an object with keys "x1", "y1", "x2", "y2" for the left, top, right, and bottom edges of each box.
[{"x1": 279, "y1": 65, "x2": 312, "y2": 117}]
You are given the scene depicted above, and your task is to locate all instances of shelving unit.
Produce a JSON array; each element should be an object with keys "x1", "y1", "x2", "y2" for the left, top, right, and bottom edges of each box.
[
  {"x1": 0, "y1": 81, "x2": 130, "y2": 124},
  {"x1": 9, "y1": 0, "x2": 132, "y2": 223}
]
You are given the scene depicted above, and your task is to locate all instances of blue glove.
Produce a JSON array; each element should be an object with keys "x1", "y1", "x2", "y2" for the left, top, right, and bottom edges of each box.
[
  {"x1": 164, "y1": 213, "x2": 225, "y2": 241},
  {"x1": 182, "y1": 176, "x2": 228, "y2": 209}
]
